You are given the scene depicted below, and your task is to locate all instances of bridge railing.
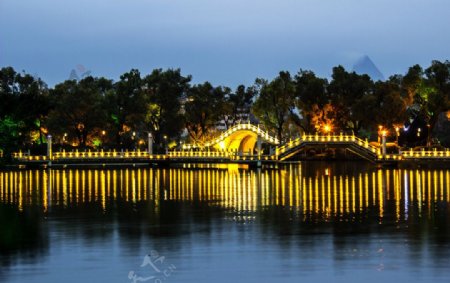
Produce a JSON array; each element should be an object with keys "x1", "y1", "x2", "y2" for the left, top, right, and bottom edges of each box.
[
  {"x1": 168, "y1": 151, "x2": 277, "y2": 161},
  {"x1": 203, "y1": 123, "x2": 280, "y2": 147},
  {"x1": 11, "y1": 149, "x2": 450, "y2": 162},
  {"x1": 53, "y1": 151, "x2": 152, "y2": 158},
  {"x1": 168, "y1": 151, "x2": 231, "y2": 158},
  {"x1": 12, "y1": 153, "x2": 47, "y2": 161},
  {"x1": 401, "y1": 150, "x2": 450, "y2": 158},
  {"x1": 11, "y1": 150, "x2": 278, "y2": 162},
  {"x1": 12, "y1": 151, "x2": 168, "y2": 161}
]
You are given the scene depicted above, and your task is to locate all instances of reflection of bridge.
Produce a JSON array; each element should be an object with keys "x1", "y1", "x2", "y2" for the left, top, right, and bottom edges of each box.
[{"x1": 11, "y1": 123, "x2": 450, "y2": 166}]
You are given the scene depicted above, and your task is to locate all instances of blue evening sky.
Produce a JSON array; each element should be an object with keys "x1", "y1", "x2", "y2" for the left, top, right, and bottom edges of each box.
[{"x1": 0, "y1": 0, "x2": 449, "y2": 87}]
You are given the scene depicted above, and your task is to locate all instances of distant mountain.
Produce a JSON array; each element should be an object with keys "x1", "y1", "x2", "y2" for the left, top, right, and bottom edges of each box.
[{"x1": 352, "y1": 55, "x2": 384, "y2": 81}]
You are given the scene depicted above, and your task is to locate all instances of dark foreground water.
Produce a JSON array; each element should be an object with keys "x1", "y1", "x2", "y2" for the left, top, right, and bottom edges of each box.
[{"x1": 1, "y1": 162, "x2": 450, "y2": 283}]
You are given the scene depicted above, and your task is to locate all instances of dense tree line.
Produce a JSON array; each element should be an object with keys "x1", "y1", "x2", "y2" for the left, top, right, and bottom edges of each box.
[{"x1": 1, "y1": 60, "x2": 450, "y2": 159}]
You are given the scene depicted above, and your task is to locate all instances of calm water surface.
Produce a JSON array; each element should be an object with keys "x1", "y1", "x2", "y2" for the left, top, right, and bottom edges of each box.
[{"x1": 1, "y1": 162, "x2": 450, "y2": 283}]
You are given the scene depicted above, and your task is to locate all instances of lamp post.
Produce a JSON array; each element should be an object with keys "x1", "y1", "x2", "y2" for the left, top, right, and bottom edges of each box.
[
  {"x1": 381, "y1": 130, "x2": 387, "y2": 158},
  {"x1": 132, "y1": 131, "x2": 136, "y2": 150},
  {"x1": 378, "y1": 125, "x2": 383, "y2": 144},
  {"x1": 148, "y1": 132, "x2": 153, "y2": 155},
  {"x1": 101, "y1": 130, "x2": 106, "y2": 149},
  {"x1": 163, "y1": 135, "x2": 168, "y2": 154}
]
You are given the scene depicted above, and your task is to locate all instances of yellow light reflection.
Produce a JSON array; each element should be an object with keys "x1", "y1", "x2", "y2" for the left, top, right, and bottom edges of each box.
[{"x1": 0, "y1": 166, "x2": 448, "y2": 222}]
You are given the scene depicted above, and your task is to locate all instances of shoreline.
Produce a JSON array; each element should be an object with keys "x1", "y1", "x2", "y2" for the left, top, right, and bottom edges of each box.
[{"x1": 2, "y1": 158, "x2": 449, "y2": 171}]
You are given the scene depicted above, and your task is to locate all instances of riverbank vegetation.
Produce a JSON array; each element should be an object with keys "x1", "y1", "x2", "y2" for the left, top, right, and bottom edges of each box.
[{"x1": 1, "y1": 61, "x2": 449, "y2": 159}]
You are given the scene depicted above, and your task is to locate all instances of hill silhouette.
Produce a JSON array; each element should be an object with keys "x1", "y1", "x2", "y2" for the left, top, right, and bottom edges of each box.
[{"x1": 352, "y1": 55, "x2": 384, "y2": 81}]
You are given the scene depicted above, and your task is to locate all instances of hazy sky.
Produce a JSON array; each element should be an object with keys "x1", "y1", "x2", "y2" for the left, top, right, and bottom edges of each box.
[{"x1": 1, "y1": 0, "x2": 449, "y2": 87}]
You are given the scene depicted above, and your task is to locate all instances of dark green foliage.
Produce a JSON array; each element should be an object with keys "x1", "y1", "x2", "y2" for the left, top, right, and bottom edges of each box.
[
  {"x1": 184, "y1": 82, "x2": 228, "y2": 144},
  {"x1": 292, "y1": 70, "x2": 329, "y2": 133},
  {"x1": 327, "y1": 66, "x2": 374, "y2": 134},
  {"x1": 0, "y1": 67, "x2": 50, "y2": 157},
  {"x1": 142, "y1": 68, "x2": 191, "y2": 150},
  {"x1": 47, "y1": 77, "x2": 110, "y2": 147},
  {"x1": 252, "y1": 71, "x2": 296, "y2": 142}
]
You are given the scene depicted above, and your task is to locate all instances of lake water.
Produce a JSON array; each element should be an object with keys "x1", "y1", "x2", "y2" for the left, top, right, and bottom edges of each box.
[{"x1": 1, "y1": 162, "x2": 450, "y2": 283}]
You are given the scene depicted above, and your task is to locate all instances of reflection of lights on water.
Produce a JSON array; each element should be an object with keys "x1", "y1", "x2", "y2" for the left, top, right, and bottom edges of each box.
[
  {"x1": 404, "y1": 172, "x2": 409, "y2": 220},
  {"x1": 0, "y1": 168, "x2": 448, "y2": 220}
]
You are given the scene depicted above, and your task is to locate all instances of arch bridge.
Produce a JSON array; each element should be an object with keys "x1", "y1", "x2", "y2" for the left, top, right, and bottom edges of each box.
[
  {"x1": 203, "y1": 123, "x2": 280, "y2": 154},
  {"x1": 275, "y1": 134, "x2": 380, "y2": 162}
]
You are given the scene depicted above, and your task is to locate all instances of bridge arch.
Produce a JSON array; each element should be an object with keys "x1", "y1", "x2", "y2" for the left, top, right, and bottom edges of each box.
[{"x1": 203, "y1": 123, "x2": 279, "y2": 153}]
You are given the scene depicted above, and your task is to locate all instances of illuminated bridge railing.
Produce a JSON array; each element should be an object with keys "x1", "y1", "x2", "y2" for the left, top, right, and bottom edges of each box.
[
  {"x1": 377, "y1": 150, "x2": 450, "y2": 161},
  {"x1": 401, "y1": 150, "x2": 450, "y2": 159},
  {"x1": 168, "y1": 151, "x2": 231, "y2": 158},
  {"x1": 12, "y1": 154, "x2": 48, "y2": 161},
  {"x1": 203, "y1": 123, "x2": 280, "y2": 148},
  {"x1": 53, "y1": 151, "x2": 152, "y2": 158},
  {"x1": 12, "y1": 150, "x2": 278, "y2": 162},
  {"x1": 168, "y1": 151, "x2": 277, "y2": 161},
  {"x1": 12, "y1": 151, "x2": 167, "y2": 161}
]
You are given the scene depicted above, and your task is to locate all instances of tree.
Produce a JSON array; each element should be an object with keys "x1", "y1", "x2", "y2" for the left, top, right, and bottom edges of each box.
[
  {"x1": 352, "y1": 80, "x2": 407, "y2": 137},
  {"x1": 105, "y1": 69, "x2": 146, "y2": 148},
  {"x1": 328, "y1": 66, "x2": 374, "y2": 134},
  {"x1": 184, "y1": 82, "x2": 227, "y2": 145},
  {"x1": 424, "y1": 60, "x2": 450, "y2": 142},
  {"x1": 15, "y1": 73, "x2": 50, "y2": 145},
  {"x1": 0, "y1": 67, "x2": 50, "y2": 156},
  {"x1": 252, "y1": 71, "x2": 295, "y2": 142},
  {"x1": 401, "y1": 64, "x2": 423, "y2": 106},
  {"x1": 400, "y1": 61, "x2": 450, "y2": 145},
  {"x1": 47, "y1": 77, "x2": 108, "y2": 147},
  {"x1": 293, "y1": 70, "x2": 330, "y2": 133},
  {"x1": 142, "y1": 69, "x2": 191, "y2": 150},
  {"x1": 0, "y1": 67, "x2": 18, "y2": 120}
]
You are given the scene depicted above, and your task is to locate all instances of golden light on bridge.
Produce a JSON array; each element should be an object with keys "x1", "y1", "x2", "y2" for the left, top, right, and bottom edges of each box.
[{"x1": 202, "y1": 123, "x2": 279, "y2": 152}]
